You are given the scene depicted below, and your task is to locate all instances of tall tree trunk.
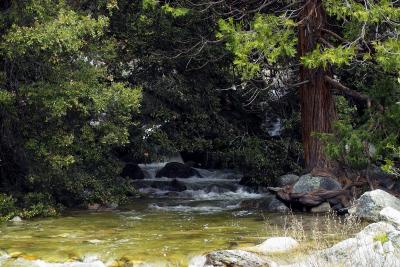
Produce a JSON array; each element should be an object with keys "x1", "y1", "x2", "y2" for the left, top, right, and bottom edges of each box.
[{"x1": 298, "y1": 0, "x2": 336, "y2": 171}]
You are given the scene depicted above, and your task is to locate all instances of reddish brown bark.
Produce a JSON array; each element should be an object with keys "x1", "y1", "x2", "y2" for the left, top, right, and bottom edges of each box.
[{"x1": 298, "y1": 0, "x2": 336, "y2": 171}]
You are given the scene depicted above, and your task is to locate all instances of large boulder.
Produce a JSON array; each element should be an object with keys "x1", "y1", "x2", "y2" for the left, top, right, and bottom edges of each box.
[
  {"x1": 286, "y1": 222, "x2": 400, "y2": 267},
  {"x1": 251, "y1": 237, "x2": 299, "y2": 254},
  {"x1": 276, "y1": 174, "x2": 299, "y2": 187},
  {"x1": 120, "y1": 163, "x2": 144, "y2": 180},
  {"x1": 380, "y1": 207, "x2": 400, "y2": 227},
  {"x1": 204, "y1": 250, "x2": 269, "y2": 267},
  {"x1": 156, "y1": 162, "x2": 202, "y2": 178},
  {"x1": 349, "y1": 189, "x2": 400, "y2": 221},
  {"x1": 292, "y1": 174, "x2": 341, "y2": 193}
]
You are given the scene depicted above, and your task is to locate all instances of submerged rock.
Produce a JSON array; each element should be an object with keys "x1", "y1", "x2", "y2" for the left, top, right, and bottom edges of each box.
[
  {"x1": 292, "y1": 174, "x2": 341, "y2": 193},
  {"x1": 170, "y1": 179, "x2": 187, "y2": 191},
  {"x1": 267, "y1": 197, "x2": 290, "y2": 213},
  {"x1": 310, "y1": 202, "x2": 331, "y2": 213},
  {"x1": 276, "y1": 174, "x2": 299, "y2": 187},
  {"x1": 205, "y1": 250, "x2": 269, "y2": 267},
  {"x1": 252, "y1": 237, "x2": 299, "y2": 254},
  {"x1": 349, "y1": 189, "x2": 400, "y2": 221},
  {"x1": 239, "y1": 196, "x2": 289, "y2": 213},
  {"x1": 120, "y1": 163, "x2": 144, "y2": 180},
  {"x1": 87, "y1": 203, "x2": 100, "y2": 210},
  {"x1": 10, "y1": 216, "x2": 22, "y2": 222},
  {"x1": 156, "y1": 162, "x2": 202, "y2": 178}
]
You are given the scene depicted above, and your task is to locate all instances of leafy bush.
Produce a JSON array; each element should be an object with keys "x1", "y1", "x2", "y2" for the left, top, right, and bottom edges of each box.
[
  {"x1": 20, "y1": 203, "x2": 58, "y2": 219},
  {"x1": 0, "y1": 192, "x2": 60, "y2": 222},
  {"x1": 382, "y1": 145, "x2": 400, "y2": 179},
  {"x1": 0, "y1": 194, "x2": 17, "y2": 221}
]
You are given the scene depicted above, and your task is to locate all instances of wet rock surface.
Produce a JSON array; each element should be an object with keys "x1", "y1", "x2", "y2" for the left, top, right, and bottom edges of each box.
[
  {"x1": 156, "y1": 162, "x2": 202, "y2": 178},
  {"x1": 120, "y1": 163, "x2": 144, "y2": 180}
]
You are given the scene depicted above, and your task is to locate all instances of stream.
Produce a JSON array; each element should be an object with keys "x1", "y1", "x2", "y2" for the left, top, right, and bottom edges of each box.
[{"x1": 0, "y1": 163, "x2": 362, "y2": 266}]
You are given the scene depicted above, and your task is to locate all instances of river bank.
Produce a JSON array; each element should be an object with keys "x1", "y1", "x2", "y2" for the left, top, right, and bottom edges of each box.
[{"x1": 0, "y1": 163, "x2": 366, "y2": 266}]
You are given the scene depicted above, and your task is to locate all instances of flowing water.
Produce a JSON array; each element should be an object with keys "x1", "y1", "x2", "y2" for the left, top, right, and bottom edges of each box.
[{"x1": 0, "y1": 163, "x2": 362, "y2": 266}]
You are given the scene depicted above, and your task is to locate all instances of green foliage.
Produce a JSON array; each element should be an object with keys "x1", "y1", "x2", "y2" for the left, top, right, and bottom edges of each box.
[
  {"x1": 324, "y1": 0, "x2": 400, "y2": 23},
  {"x1": 373, "y1": 233, "x2": 389, "y2": 244},
  {"x1": 375, "y1": 39, "x2": 400, "y2": 73},
  {"x1": 1, "y1": 9, "x2": 108, "y2": 61},
  {"x1": 319, "y1": 120, "x2": 371, "y2": 169},
  {"x1": 301, "y1": 45, "x2": 356, "y2": 69},
  {"x1": 0, "y1": 194, "x2": 16, "y2": 219},
  {"x1": 217, "y1": 15, "x2": 297, "y2": 79},
  {"x1": 19, "y1": 192, "x2": 59, "y2": 219},
  {"x1": 0, "y1": 193, "x2": 59, "y2": 222},
  {"x1": 223, "y1": 137, "x2": 302, "y2": 183},
  {"x1": 382, "y1": 145, "x2": 400, "y2": 179},
  {"x1": 317, "y1": 97, "x2": 371, "y2": 169},
  {"x1": 161, "y1": 4, "x2": 189, "y2": 17},
  {"x1": 0, "y1": 1, "x2": 142, "y2": 207},
  {"x1": 320, "y1": 73, "x2": 400, "y2": 171},
  {"x1": 142, "y1": 0, "x2": 158, "y2": 10},
  {"x1": 0, "y1": 90, "x2": 13, "y2": 106}
]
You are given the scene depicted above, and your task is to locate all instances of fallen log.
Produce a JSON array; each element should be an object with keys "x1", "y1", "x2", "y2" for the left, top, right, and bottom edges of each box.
[{"x1": 267, "y1": 184, "x2": 359, "y2": 211}]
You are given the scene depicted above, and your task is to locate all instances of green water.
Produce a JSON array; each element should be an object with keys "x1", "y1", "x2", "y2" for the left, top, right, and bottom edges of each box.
[{"x1": 0, "y1": 198, "x2": 362, "y2": 266}]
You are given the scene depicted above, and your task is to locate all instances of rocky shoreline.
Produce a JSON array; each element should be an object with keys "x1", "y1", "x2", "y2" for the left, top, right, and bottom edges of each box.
[
  {"x1": 198, "y1": 189, "x2": 400, "y2": 267},
  {"x1": 2, "y1": 172, "x2": 400, "y2": 267}
]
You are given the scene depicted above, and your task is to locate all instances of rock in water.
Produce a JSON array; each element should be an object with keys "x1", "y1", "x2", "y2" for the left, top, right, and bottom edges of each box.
[
  {"x1": 239, "y1": 196, "x2": 289, "y2": 213},
  {"x1": 276, "y1": 174, "x2": 299, "y2": 187},
  {"x1": 10, "y1": 216, "x2": 22, "y2": 222},
  {"x1": 156, "y1": 162, "x2": 202, "y2": 178},
  {"x1": 170, "y1": 179, "x2": 187, "y2": 191},
  {"x1": 252, "y1": 237, "x2": 299, "y2": 254},
  {"x1": 349, "y1": 189, "x2": 400, "y2": 221},
  {"x1": 120, "y1": 163, "x2": 144, "y2": 180},
  {"x1": 292, "y1": 174, "x2": 341, "y2": 193},
  {"x1": 267, "y1": 197, "x2": 290, "y2": 213},
  {"x1": 205, "y1": 250, "x2": 269, "y2": 267},
  {"x1": 311, "y1": 202, "x2": 331, "y2": 213}
]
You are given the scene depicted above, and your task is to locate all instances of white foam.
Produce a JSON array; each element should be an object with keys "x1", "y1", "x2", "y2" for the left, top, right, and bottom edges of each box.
[
  {"x1": 12, "y1": 257, "x2": 106, "y2": 267},
  {"x1": 186, "y1": 188, "x2": 265, "y2": 200},
  {"x1": 149, "y1": 203, "x2": 240, "y2": 213}
]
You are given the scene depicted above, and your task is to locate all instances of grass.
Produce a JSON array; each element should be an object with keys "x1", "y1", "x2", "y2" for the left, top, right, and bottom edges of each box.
[
  {"x1": 373, "y1": 233, "x2": 389, "y2": 244},
  {"x1": 250, "y1": 211, "x2": 366, "y2": 265}
]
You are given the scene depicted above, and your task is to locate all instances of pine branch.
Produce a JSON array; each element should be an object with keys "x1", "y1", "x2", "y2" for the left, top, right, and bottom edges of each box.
[
  {"x1": 321, "y1": 28, "x2": 348, "y2": 43},
  {"x1": 324, "y1": 75, "x2": 383, "y2": 111}
]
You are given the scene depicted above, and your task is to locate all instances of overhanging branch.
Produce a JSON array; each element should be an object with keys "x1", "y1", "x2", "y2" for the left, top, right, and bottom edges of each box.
[
  {"x1": 321, "y1": 28, "x2": 348, "y2": 43},
  {"x1": 324, "y1": 75, "x2": 383, "y2": 111}
]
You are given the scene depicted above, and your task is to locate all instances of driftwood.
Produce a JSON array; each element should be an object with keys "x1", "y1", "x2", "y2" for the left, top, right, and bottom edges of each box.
[{"x1": 267, "y1": 181, "x2": 367, "y2": 211}]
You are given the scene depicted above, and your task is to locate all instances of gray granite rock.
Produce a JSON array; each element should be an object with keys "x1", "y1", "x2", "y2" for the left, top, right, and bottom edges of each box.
[
  {"x1": 276, "y1": 174, "x2": 300, "y2": 187},
  {"x1": 205, "y1": 250, "x2": 269, "y2": 267},
  {"x1": 292, "y1": 174, "x2": 341, "y2": 193},
  {"x1": 349, "y1": 189, "x2": 400, "y2": 221}
]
